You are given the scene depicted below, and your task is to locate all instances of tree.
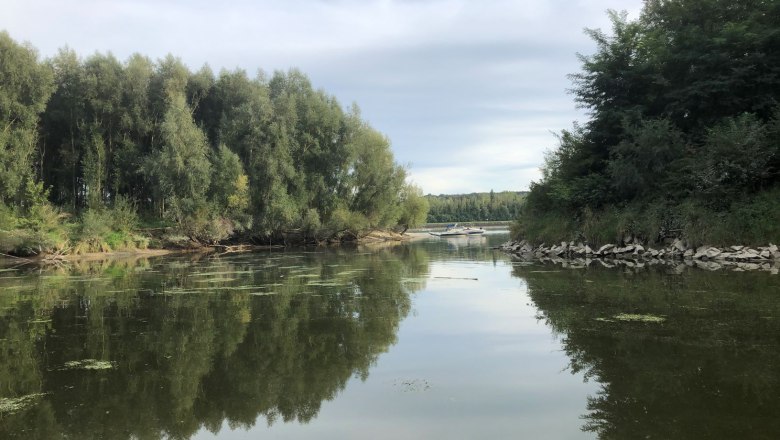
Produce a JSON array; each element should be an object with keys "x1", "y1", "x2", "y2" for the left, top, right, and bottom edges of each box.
[
  {"x1": 144, "y1": 92, "x2": 211, "y2": 226},
  {"x1": 0, "y1": 31, "x2": 54, "y2": 205},
  {"x1": 397, "y1": 184, "x2": 429, "y2": 232}
]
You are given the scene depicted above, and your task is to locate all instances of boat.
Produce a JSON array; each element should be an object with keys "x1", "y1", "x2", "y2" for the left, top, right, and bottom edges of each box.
[
  {"x1": 429, "y1": 224, "x2": 485, "y2": 237},
  {"x1": 429, "y1": 223, "x2": 468, "y2": 237}
]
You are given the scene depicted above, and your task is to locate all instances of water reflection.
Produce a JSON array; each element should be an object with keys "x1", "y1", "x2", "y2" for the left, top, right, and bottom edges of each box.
[
  {"x1": 511, "y1": 263, "x2": 780, "y2": 439},
  {"x1": 0, "y1": 245, "x2": 429, "y2": 439}
]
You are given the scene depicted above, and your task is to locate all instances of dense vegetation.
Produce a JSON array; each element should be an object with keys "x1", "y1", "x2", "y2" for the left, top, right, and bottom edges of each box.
[
  {"x1": 0, "y1": 31, "x2": 428, "y2": 255},
  {"x1": 514, "y1": 0, "x2": 780, "y2": 246},
  {"x1": 425, "y1": 191, "x2": 526, "y2": 223}
]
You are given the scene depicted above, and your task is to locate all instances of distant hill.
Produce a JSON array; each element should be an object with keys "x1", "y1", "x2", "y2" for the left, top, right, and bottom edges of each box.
[{"x1": 425, "y1": 191, "x2": 527, "y2": 223}]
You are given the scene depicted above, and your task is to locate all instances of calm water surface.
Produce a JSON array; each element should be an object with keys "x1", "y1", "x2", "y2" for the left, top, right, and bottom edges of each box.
[{"x1": 1, "y1": 232, "x2": 778, "y2": 439}]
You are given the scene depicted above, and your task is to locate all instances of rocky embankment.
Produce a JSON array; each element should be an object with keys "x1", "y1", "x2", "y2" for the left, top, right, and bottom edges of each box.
[{"x1": 499, "y1": 239, "x2": 780, "y2": 273}]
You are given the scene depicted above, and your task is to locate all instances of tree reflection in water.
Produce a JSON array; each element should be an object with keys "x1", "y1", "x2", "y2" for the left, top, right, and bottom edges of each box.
[
  {"x1": 0, "y1": 245, "x2": 429, "y2": 439},
  {"x1": 512, "y1": 263, "x2": 780, "y2": 439}
]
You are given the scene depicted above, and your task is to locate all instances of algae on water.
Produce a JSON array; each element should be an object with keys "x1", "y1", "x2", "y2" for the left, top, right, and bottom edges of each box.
[
  {"x1": 0, "y1": 393, "x2": 47, "y2": 414},
  {"x1": 61, "y1": 359, "x2": 116, "y2": 370},
  {"x1": 613, "y1": 313, "x2": 666, "y2": 323}
]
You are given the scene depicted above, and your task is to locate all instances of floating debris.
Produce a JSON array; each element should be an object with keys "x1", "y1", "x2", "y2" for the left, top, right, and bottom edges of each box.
[
  {"x1": 614, "y1": 313, "x2": 666, "y2": 323},
  {"x1": 0, "y1": 393, "x2": 47, "y2": 414}
]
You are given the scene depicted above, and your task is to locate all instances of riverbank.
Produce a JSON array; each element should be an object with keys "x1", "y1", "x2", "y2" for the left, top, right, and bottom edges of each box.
[
  {"x1": 500, "y1": 239, "x2": 780, "y2": 274},
  {"x1": 0, "y1": 228, "x2": 424, "y2": 266}
]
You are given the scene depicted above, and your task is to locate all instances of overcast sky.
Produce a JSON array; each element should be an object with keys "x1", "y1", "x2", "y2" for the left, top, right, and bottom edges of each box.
[{"x1": 3, "y1": 0, "x2": 644, "y2": 195}]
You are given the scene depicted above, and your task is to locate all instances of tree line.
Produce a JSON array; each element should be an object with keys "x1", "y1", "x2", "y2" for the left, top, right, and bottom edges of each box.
[
  {"x1": 515, "y1": 0, "x2": 780, "y2": 246},
  {"x1": 0, "y1": 31, "x2": 428, "y2": 254},
  {"x1": 426, "y1": 191, "x2": 526, "y2": 223}
]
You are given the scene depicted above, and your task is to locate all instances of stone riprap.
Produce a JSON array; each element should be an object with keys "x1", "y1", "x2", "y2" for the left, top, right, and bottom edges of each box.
[{"x1": 499, "y1": 239, "x2": 779, "y2": 273}]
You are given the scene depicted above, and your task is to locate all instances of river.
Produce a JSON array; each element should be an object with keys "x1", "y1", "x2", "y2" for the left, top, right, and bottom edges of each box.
[{"x1": 0, "y1": 232, "x2": 778, "y2": 439}]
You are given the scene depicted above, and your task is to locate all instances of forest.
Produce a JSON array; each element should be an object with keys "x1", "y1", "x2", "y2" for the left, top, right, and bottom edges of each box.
[
  {"x1": 425, "y1": 191, "x2": 525, "y2": 223},
  {"x1": 514, "y1": 0, "x2": 780, "y2": 246},
  {"x1": 0, "y1": 31, "x2": 428, "y2": 255}
]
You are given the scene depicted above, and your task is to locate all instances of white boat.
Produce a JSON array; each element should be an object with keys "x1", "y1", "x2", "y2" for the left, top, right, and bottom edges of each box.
[
  {"x1": 429, "y1": 223, "x2": 467, "y2": 237},
  {"x1": 429, "y1": 224, "x2": 485, "y2": 237}
]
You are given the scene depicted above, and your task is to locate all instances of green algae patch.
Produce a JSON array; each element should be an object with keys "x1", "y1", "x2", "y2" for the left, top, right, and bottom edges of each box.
[
  {"x1": 61, "y1": 359, "x2": 116, "y2": 370},
  {"x1": 614, "y1": 313, "x2": 666, "y2": 323},
  {"x1": 0, "y1": 393, "x2": 48, "y2": 414}
]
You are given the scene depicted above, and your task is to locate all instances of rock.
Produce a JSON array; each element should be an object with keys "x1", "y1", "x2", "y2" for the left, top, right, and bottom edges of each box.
[
  {"x1": 730, "y1": 245, "x2": 744, "y2": 252},
  {"x1": 760, "y1": 250, "x2": 771, "y2": 259},
  {"x1": 584, "y1": 245, "x2": 593, "y2": 254},
  {"x1": 597, "y1": 244, "x2": 614, "y2": 255},
  {"x1": 769, "y1": 244, "x2": 778, "y2": 253},
  {"x1": 633, "y1": 244, "x2": 645, "y2": 254},
  {"x1": 705, "y1": 247, "x2": 721, "y2": 259},
  {"x1": 672, "y1": 239, "x2": 687, "y2": 252},
  {"x1": 649, "y1": 249, "x2": 659, "y2": 257},
  {"x1": 683, "y1": 249, "x2": 694, "y2": 258}
]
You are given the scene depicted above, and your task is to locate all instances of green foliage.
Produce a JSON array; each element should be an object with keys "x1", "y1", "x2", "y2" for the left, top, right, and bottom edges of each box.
[
  {"x1": 109, "y1": 195, "x2": 139, "y2": 233},
  {"x1": 0, "y1": 182, "x2": 68, "y2": 255},
  {"x1": 0, "y1": 32, "x2": 418, "y2": 250},
  {"x1": 397, "y1": 185, "x2": 429, "y2": 231},
  {"x1": 0, "y1": 31, "x2": 54, "y2": 205},
  {"x1": 426, "y1": 190, "x2": 525, "y2": 223},
  {"x1": 518, "y1": 1, "x2": 780, "y2": 246}
]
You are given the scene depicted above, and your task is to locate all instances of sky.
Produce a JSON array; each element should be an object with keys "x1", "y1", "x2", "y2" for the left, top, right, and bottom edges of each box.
[{"x1": 3, "y1": 0, "x2": 644, "y2": 195}]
